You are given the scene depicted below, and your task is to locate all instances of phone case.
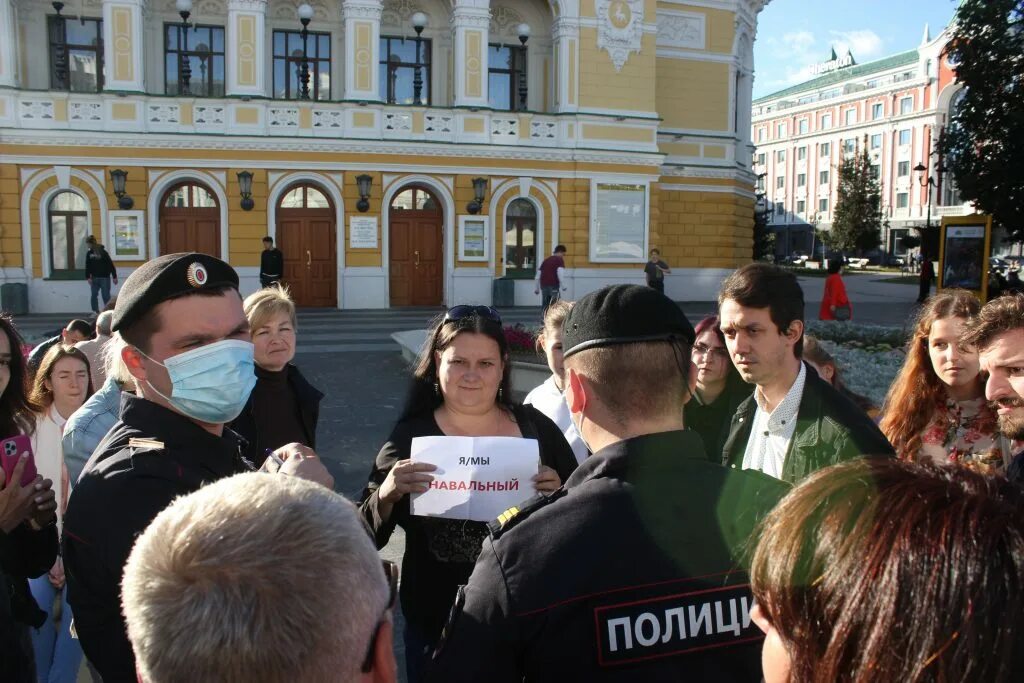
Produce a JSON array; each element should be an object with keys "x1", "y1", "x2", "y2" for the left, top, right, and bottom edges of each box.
[{"x1": 1, "y1": 435, "x2": 38, "y2": 487}]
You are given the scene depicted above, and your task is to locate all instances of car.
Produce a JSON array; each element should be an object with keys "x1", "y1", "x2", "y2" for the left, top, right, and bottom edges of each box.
[{"x1": 991, "y1": 257, "x2": 1009, "y2": 273}]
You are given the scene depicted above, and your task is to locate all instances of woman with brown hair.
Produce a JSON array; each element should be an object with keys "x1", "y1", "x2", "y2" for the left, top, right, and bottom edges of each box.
[
  {"x1": 27, "y1": 345, "x2": 93, "y2": 683},
  {"x1": 880, "y1": 289, "x2": 1011, "y2": 471},
  {"x1": 750, "y1": 458, "x2": 1023, "y2": 682},
  {"x1": 359, "y1": 306, "x2": 577, "y2": 682}
]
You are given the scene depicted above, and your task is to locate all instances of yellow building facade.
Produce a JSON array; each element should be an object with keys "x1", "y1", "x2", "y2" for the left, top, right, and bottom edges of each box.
[{"x1": 0, "y1": 0, "x2": 763, "y2": 311}]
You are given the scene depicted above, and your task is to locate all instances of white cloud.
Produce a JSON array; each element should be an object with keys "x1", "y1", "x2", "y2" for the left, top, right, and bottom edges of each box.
[{"x1": 828, "y1": 29, "x2": 885, "y2": 61}]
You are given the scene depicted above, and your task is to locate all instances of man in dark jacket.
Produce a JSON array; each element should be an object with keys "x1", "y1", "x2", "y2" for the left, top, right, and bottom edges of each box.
[
  {"x1": 85, "y1": 235, "x2": 118, "y2": 314},
  {"x1": 717, "y1": 264, "x2": 893, "y2": 483},
  {"x1": 429, "y1": 285, "x2": 790, "y2": 682},
  {"x1": 26, "y1": 319, "x2": 92, "y2": 374},
  {"x1": 260, "y1": 236, "x2": 284, "y2": 288}
]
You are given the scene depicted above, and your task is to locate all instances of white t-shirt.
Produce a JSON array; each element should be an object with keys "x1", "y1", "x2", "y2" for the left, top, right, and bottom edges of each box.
[
  {"x1": 524, "y1": 375, "x2": 589, "y2": 465},
  {"x1": 741, "y1": 363, "x2": 806, "y2": 480},
  {"x1": 30, "y1": 405, "x2": 68, "y2": 529}
]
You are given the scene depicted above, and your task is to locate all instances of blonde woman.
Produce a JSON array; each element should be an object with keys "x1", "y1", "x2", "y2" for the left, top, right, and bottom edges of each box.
[{"x1": 229, "y1": 285, "x2": 323, "y2": 467}]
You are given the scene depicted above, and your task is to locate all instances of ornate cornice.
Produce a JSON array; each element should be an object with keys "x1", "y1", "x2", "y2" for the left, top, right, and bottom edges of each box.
[
  {"x1": 450, "y1": 6, "x2": 491, "y2": 30},
  {"x1": 227, "y1": 0, "x2": 267, "y2": 12}
]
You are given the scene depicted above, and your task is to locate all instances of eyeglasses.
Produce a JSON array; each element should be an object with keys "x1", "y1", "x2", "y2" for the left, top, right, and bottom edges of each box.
[
  {"x1": 693, "y1": 343, "x2": 729, "y2": 360},
  {"x1": 443, "y1": 305, "x2": 502, "y2": 324},
  {"x1": 361, "y1": 560, "x2": 399, "y2": 673}
]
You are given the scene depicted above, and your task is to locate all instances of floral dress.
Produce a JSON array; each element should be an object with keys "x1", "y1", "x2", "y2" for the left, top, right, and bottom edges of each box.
[{"x1": 919, "y1": 397, "x2": 1014, "y2": 473}]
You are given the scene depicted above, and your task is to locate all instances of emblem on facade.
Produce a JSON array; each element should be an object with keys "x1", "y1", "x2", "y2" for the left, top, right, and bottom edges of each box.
[
  {"x1": 596, "y1": 0, "x2": 644, "y2": 72},
  {"x1": 186, "y1": 263, "x2": 209, "y2": 288}
]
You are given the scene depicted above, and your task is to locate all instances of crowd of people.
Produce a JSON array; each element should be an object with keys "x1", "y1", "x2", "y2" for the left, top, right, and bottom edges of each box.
[{"x1": 0, "y1": 253, "x2": 1021, "y2": 683}]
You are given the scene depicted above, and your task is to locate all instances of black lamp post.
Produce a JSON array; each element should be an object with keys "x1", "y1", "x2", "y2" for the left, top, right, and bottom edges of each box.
[
  {"x1": 517, "y1": 23, "x2": 531, "y2": 110},
  {"x1": 110, "y1": 169, "x2": 134, "y2": 210},
  {"x1": 467, "y1": 178, "x2": 487, "y2": 214},
  {"x1": 356, "y1": 174, "x2": 373, "y2": 212},
  {"x1": 51, "y1": 2, "x2": 68, "y2": 89},
  {"x1": 411, "y1": 12, "x2": 428, "y2": 105},
  {"x1": 913, "y1": 160, "x2": 946, "y2": 236},
  {"x1": 237, "y1": 171, "x2": 254, "y2": 211},
  {"x1": 297, "y1": 3, "x2": 314, "y2": 99},
  {"x1": 176, "y1": 0, "x2": 193, "y2": 95}
]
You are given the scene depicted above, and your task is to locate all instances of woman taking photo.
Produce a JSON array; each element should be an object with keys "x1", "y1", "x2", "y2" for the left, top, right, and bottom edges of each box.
[
  {"x1": 230, "y1": 285, "x2": 323, "y2": 467},
  {"x1": 524, "y1": 300, "x2": 588, "y2": 464},
  {"x1": 684, "y1": 315, "x2": 750, "y2": 460},
  {"x1": 880, "y1": 290, "x2": 1011, "y2": 471},
  {"x1": 359, "y1": 306, "x2": 577, "y2": 682},
  {"x1": 819, "y1": 258, "x2": 851, "y2": 321},
  {"x1": 750, "y1": 459, "x2": 1023, "y2": 682},
  {"x1": 28, "y1": 346, "x2": 92, "y2": 683},
  {"x1": 0, "y1": 315, "x2": 59, "y2": 683}
]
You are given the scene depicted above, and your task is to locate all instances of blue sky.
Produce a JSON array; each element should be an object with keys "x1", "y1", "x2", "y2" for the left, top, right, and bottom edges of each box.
[{"x1": 753, "y1": 0, "x2": 960, "y2": 99}]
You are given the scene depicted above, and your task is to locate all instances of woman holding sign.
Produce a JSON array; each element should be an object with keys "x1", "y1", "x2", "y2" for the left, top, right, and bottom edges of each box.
[{"x1": 359, "y1": 306, "x2": 577, "y2": 682}]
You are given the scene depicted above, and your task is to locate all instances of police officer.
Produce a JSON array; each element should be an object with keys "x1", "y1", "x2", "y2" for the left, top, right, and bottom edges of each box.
[
  {"x1": 429, "y1": 285, "x2": 790, "y2": 682},
  {"x1": 63, "y1": 253, "x2": 333, "y2": 682}
]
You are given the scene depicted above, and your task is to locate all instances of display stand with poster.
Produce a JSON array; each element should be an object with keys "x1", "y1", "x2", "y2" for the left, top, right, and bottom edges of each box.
[{"x1": 937, "y1": 214, "x2": 992, "y2": 302}]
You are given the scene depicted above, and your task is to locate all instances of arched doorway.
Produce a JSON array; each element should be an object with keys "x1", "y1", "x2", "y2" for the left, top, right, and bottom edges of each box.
[
  {"x1": 389, "y1": 185, "x2": 443, "y2": 306},
  {"x1": 277, "y1": 184, "x2": 337, "y2": 307},
  {"x1": 159, "y1": 182, "x2": 220, "y2": 256}
]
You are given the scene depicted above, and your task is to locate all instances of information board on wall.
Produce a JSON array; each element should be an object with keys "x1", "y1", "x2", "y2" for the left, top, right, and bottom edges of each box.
[
  {"x1": 938, "y1": 215, "x2": 992, "y2": 302},
  {"x1": 349, "y1": 216, "x2": 378, "y2": 249},
  {"x1": 592, "y1": 183, "x2": 646, "y2": 260}
]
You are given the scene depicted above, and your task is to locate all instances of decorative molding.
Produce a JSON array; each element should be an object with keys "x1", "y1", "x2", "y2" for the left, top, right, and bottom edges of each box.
[
  {"x1": 54, "y1": 166, "x2": 71, "y2": 190},
  {"x1": 147, "y1": 103, "x2": 180, "y2": 124},
  {"x1": 226, "y1": 0, "x2": 268, "y2": 10},
  {"x1": 346, "y1": 0, "x2": 384, "y2": 22},
  {"x1": 380, "y1": 0, "x2": 421, "y2": 27},
  {"x1": 490, "y1": 116, "x2": 518, "y2": 138},
  {"x1": 656, "y1": 10, "x2": 705, "y2": 50},
  {"x1": 489, "y1": 5, "x2": 524, "y2": 37},
  {"x1": 595, "y1": 0, "x2": 644, "y2": 72},
  {"x1": 269, "y1": 107, "x2": 300, "y2": 127},
  {"x1": 70, "y1": 101, "x2": 104, "y2": 122},
  {"x1": 450, "y1": 6, "x2": 491, "y2": 30},
  {"x1": 272, "y1": 1, "x2": 331, "y2": 22}
]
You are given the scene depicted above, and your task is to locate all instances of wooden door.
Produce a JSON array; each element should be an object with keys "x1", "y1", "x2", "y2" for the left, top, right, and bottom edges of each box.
[
  {"x1": 278, "y1": 210, "x2": 337, "y2": 307},
  {"x1": 390, "y1": 213, "x2": 442, "y2": 306},
  {"x1": 159, "y1": 210, "x2": 219, "y2": 256}
]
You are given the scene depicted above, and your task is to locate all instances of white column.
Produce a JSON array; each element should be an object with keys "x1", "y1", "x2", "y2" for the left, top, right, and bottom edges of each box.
[
  {"x1": 226, "y1": 0, "x2": 267, "y2": 96},
  {"x1": 0, "y1": 0, "x2": 17, "y2": 87},
  {"x1": 343, "y1": 0, "x2": 383, "y2": 101},
  {"x1": 451, "y1": 0, "x2": 490, "y2": 108},
  {"x1": 102, "y1": 0, "x2": 146, "y2": 92},
  {"x1": 552, "y1": 16, "x2": 579, "y2": 113}
]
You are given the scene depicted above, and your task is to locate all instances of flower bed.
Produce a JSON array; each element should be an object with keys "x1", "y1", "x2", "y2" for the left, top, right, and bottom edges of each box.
[
  {"x1": 805, "y1": 320, "x2": 908, "y2": 350},
  {"x1": 815, "y1": 337, "x2": 905, "y2": 408}
]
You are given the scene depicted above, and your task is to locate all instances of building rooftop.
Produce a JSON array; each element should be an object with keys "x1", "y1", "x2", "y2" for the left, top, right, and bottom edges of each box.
[{"x1": 754, "y1": 48, "x2": 920, "y2": 104}]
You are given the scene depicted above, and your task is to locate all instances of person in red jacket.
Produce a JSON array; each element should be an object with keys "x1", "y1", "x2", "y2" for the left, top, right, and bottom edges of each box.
[{"x1": 819, "y1": 258, "x2": 851, "y2": 321}]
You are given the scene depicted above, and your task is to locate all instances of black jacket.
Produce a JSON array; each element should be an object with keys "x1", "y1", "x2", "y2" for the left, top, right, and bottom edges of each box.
[
  {"x1": 85, "y1": 246, "x2": 117, "y2": 279},
  {"x1": 63, "y1": 394, "x2": 253, "y2": 683},
  {"x1": 1, "y1": 523, "x2": 59, "y2": 683},
  {"x1": 684, "y1": 372, "x2": 752, "y2": 461},
  {"x1": 359, "y1": 404, "x2": 578, "y2": 644},
  {"x1": 429, "y1": 430, "x2": 790, "y2": 683},
  {"x1": 229, "y1": 363, "x2": 323, "y2": 467},
  {"x1": 721, "y1": 362, "x2": 894, "y2": 482},
  {"x1": 260, "y1": 248, "x2": 284, "y2": 282}
]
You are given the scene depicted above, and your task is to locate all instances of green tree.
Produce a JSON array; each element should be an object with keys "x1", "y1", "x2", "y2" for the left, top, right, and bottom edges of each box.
[
  {"x1": 825, "y1": 144, "x2": 883, "y2": 254},
  {"x1": 753, "y1": 182, "x2": 775, "y2": 261},
  {"x1": 940, "y1": 0, "x2": 1024, "y2": 239}
]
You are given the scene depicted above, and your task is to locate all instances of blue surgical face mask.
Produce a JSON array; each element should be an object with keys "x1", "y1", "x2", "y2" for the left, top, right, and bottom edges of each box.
[{"x1": 137, "y1": 339, "x2": 257, "y2": 424}]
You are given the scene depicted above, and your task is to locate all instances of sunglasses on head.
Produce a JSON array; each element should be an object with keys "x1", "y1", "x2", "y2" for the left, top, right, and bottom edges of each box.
[
  {"x1": 443, "y1": 305, "x2": 502, "y2": 324},
  {"x1": 361, "y1": 559, "x2": 399, "y2": 673}
]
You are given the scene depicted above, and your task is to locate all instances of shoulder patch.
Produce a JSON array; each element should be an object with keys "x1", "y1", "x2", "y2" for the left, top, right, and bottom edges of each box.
[
  {"x1": 486, "y1": 488, "x2": 567, "y2": 539},
  {"x1": 128, "y1": 437, "x2": 165, "y2": 451}
]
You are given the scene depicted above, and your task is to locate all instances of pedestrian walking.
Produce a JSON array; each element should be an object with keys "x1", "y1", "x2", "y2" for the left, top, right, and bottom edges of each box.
[
  {"x1": 818, "y1": 258, "x2": 851, "y2": 321},
  {"x1": 917, "y1": 252, "x2": 934, "y2": 303},
  {"x1": 534, "y1": 245, "x2": 567, "y2": 311},
  {"x1": 643, "y1": 248, "x2": 671, "y2": 294},
  {"x1": 429, "y1": 285, "x2": 790, "y2": 682},
  {"x1": 62, "y1": 253, "x2": 333, "y2": 682},
  {"x1": 259, "y1": 236, "x2": 284, "y2": 288},
  {"x1": 84, "y1": 236, "x2": 117, "y2": 315}
]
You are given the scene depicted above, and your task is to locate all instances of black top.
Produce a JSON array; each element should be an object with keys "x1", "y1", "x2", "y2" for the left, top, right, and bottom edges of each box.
[
  {"x1": 1008, "y1": 449, "x2": 1024, "y2": 485},
  {"x1": 260, "y1": 248, "x2": 284, "y2": 280},
  {"x1": 722, "y1": 362, "x2": 895, "y2": 482},
  {"x1": 26, "y1": 335, "x2": 61, "y2": 372},
  {"x1": 1, "y1": 522, "x2": 58, "y2": 683},
  {"x1": 63, "y1": 394, "x2": 253, "y2": 683},
  {"x1": 229, "y1": 363, "x2": 323, "y2": 467},
  {"x1": 358, "y1": 404, "x2": 577, "y2": 643},
  {"x1": 684, "y1": 373, "x2": 752, "y2": 462},
  {"x1": 644, "y1": 259, "x2": 669, "y2": 283},
  {"x1": 428, "y1": 430, "x2": 791, "y2": 682},
  {"x1": 84, "y1": 246, "x2": 117, "y2": 279}
]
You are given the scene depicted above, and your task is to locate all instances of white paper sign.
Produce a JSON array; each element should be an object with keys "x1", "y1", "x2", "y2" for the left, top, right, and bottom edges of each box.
[
  {"x1": 410, "y1": 436, "x2": 540, "y2": 522},
  {"x1": 350, "y1": 216, "x2": 379, "y2": 249}
]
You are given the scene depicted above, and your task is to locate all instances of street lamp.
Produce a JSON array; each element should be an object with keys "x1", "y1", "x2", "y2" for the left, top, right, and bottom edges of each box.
[
  {"x1": 411, "y1": 12, "x2": 428, "y2": 105},
  {"x1": 110, "y1": 169, "x2": 134, "y2": 210},
  {"x1": 237, "y1": 171, "x2": 254, "y2": 211},
  {"x1": 517, "y1": 23, "x2": 531, "y2": 110},
  {"x1": 297, "y1": 3, "x2": 314, "y2": 99},
  {"x1": 913, "y1": 160, "x2": 946, "y2": 235},
  {"x1": 356, "y1": 174, "x2": 373, "y2": 212},
  {"x1": 467, "y1": 178, "x2": 487, "y2": 214},
  {"x1": 51, "y1": 2, "x2": 68, "y2": 89},
  {"x1": 176, "y1": 0, "x2": 193, "y2": 95}
]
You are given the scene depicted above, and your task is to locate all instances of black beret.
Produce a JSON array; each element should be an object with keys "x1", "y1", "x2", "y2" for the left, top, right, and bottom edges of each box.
[
  {"x1": 562, "y1": 284, "x2": 695, "y2": 359},
  {"x1": 111, "y1": 253, "x2": 239, "y2": 332}
]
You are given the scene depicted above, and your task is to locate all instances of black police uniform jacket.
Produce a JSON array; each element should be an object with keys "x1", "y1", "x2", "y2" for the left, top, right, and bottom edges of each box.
[
  {"x1": 721, "y1": 362, "x2": 895, "y2": 483},
  {"x1": 428, "y1": 430, "x2": 790, "y2": 682},
  {"x1": 63, "y1": 394, "x2": 253, "y2": 683}
]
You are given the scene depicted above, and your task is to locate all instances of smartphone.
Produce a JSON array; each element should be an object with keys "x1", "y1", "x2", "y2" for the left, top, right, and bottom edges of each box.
[{"x1": 0, "y1": 435, "x2": 38, "y2": 487}]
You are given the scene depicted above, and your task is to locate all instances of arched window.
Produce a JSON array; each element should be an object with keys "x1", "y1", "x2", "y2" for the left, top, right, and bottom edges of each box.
[
  {"x1": 504, "y1": 198, "x2": 537, "y2": 277},
  {"x1": 48, "y1": 191, "x2": 89, "y2": 275},
  {"x1": 163, "y1": 183, "x2": 217, "y2": 208},
  {"x1": 391, "y1": 187, "x2": 439, "y2": 211},
  {"x1": 279, "y1": 185, "x2": 330, "y2": 209}
]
